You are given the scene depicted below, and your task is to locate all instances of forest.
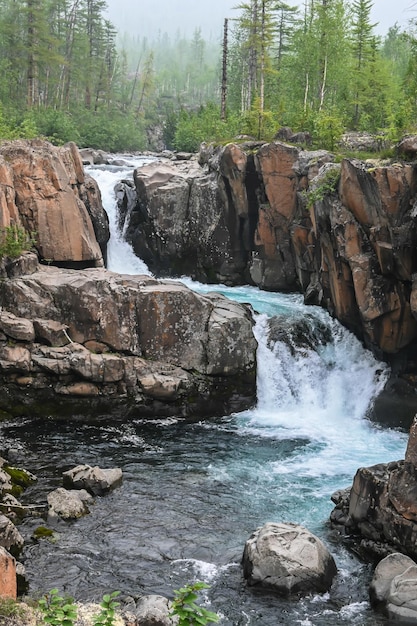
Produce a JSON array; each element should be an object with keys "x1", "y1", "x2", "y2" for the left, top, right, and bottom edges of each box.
[{"x1": 0, "y1": 0, "x2": 415, "y2": 153}]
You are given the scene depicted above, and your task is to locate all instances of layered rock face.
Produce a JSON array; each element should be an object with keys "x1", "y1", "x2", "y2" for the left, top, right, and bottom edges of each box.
[
  {"x1": 330, "y1": 416, "x2": 417, "y2": 562},
  {"x1": 0, "y1": 254, "x2": 257, "y2": 419},
  {"x1": 0, "y1": 139, "x2": 108, "y2": 266}
]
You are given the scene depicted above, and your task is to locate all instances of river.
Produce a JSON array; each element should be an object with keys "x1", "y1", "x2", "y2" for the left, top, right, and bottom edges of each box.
[{"x1": 2, "y1": 156, "x2": 408, "y2": 625}]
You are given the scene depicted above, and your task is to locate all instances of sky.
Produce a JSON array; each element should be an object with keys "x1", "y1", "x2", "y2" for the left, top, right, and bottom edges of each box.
[{"x1": 105, "y1": 0, "x2": 417, "y2": 40}]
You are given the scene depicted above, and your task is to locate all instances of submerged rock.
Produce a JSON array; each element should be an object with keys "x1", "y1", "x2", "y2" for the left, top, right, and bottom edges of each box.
[
  {"x1": 242, "y1": 521, "x2": 337, "y2": 595},
  {"x1": 267, "y1": 313, "x2": 332, "y2": 354}
]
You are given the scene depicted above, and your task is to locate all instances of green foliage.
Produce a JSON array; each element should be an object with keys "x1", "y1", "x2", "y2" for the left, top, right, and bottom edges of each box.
[
  {"x1": 32, "y1": 109, "x2": 81, "y2": 146},
  {"x1": 38, "y1": 591, "x2": 121, "y2": 626},
  {"x1": 303, "y1": 167, "x2": 341, "y2": 208},
  {"x1": 240, "y1": 97, "x2": 278, "y2": 140},
  {"x1": 0, "y1": 597, "x2": 27, "y2": 620},
  {"x1": 33, "y1": 526, "x2": 55, "y2": 539},
  {"x1": 92, "y1": 591, "x2": 120, "y2": 626},
  {"x1": 76, "y1": 110, "x2": 146, "y2": 152},
  {"x1": 313, "y1": 109, "x2": 345, "y2": 151},
  {"x1": 169, "y1": 582, "x2": 219, "y2": 626},
  {"x1": 174, "y1": 104, "x2": 239, "y2": 152},
  {"x1": 0, "y1": 225, "x2": 35, "y2": 261},
  {"x1": 38, "y1": 589, "x2": 77, "y2": 626}
]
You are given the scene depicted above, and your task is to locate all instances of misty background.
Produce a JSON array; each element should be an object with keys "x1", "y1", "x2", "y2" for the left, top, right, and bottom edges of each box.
[{"x1": 106, "y1": 0, "x2": 416, "y2": 41}]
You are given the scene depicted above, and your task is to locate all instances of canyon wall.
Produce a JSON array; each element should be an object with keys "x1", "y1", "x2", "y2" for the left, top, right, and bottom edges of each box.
[{"x1": 118, "y1": 140, "x2": 417, "y2": 425}]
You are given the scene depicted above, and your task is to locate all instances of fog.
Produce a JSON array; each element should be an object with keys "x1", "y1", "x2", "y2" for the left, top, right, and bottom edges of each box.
[{"x1": 105, "y1": 0, "x2": 416, "y2": 40}]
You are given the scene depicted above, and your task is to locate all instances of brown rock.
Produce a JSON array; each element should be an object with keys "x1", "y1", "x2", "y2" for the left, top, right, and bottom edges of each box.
[
  {"x1": 0, "y1": 140, "x2": 103, "y2": 266},
  {"x1": 33, "y1": 319, "x2": 70, "y2": 347},
  {"x1": 0, "y1": 546, "x2": 17, "y2": 599},
  {"x1": 0, "y1": 311, "x2": 35, "y2": 342},
  {"x1": 252, "y1": 142, "x2": 299, "y2": 290}
]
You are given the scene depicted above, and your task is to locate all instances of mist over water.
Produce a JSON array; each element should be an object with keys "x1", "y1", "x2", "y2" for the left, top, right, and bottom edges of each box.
[{"x1": 4, "y1": 157, "x2": 407, "y2": 624}]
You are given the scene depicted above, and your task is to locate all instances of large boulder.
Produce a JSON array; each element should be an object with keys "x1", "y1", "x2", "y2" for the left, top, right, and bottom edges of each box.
[
  {"x1": 370, "y1": 553, "x2": 417, "y2": 623},
  {"x1": 47, "y1": 487, "x2": 93, "y2": 520},
  {"x1": 134, "y1": 595, "x2": 172, "y2": 626},
  {"x1": 331, "y1": 416, "x2": 417, "y2": 561},
  {"x1": 0, "y1": 262, "x2": 257, "y2": 419},
  {"x1": 242, "y1": 522, "x2": 337, "y2": 595},
  {"x1": 122, "y1": 145, "x2": 256, "y2": 285},
  {"x1": 0, "y1": 515, "x2": 24, "y2": 556}
]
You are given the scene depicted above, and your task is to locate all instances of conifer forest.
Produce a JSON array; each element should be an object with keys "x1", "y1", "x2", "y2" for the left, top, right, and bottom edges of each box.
[{"x1": 0, "y1": 0, "x2": 415, "y2": 152}]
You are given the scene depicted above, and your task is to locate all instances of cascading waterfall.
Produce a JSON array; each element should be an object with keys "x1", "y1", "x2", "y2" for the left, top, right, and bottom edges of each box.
[{"x1": 6, "y1": 156, "x2": 407, "y2": 625}]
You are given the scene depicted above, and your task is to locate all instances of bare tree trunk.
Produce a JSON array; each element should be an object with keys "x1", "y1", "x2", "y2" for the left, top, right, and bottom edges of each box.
[
  {"x1": 258, "y1": 0, "x2": 266, "y2": 139},
  {"x1": 304, "y1": 72, "x2": 309, "y2": 112},
  {"x1": 247, "y1": 0, "x2": 258, "y2": 109},
  {"x1": 221, "y1": 18, "x2": 228, "y2": 121},
  {"x1": 319, "y1": 55, "x2": 327, "y2": 110}
]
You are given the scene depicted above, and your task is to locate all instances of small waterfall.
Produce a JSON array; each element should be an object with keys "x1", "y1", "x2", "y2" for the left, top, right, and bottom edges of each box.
[{"x1": 87, "y1": 157, "x2": 153, "y2": 275}]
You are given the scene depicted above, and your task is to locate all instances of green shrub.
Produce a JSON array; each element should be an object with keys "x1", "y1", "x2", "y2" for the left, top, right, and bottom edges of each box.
[
  {"x1": 0, "y1": 597, "x2": 28, "y2": 620},
  {"x1": 169, "y1": 582, "x2": 219, "y2": 626},
  {"x1": 313, "y1": 108, "x2": 345, "y2": 151},
  {"x1": 303, "y1": 166, "x2": 341, "y2": 208},
  {"x1": 38, "y1": 589, "x2": 77, "y2": 626},
  {"x1": 0, "y1": 224, "x2": 35, "y2": 260},
  {"x1": 92, "y1": 591, "x2": 120, "y2": 626}
]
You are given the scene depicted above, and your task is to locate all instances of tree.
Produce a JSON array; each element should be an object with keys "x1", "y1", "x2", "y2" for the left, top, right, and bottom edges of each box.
[{"x1": 350, "y1": 0, "x2": 378, "y2": 127}]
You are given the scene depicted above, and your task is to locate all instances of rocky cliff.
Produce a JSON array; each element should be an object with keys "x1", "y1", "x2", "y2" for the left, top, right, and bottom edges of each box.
[
  {"x1": 330, "y1": 416, "x2": 417, "y2": 564},
  {"x1": 0, "y1": 140, "x2": 257, "y2": 420},
  {"x1": 116, "y1": 141, "x2": 417, "y2": 425}
]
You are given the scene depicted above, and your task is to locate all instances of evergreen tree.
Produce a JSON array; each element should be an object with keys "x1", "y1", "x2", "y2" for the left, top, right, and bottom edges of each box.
[{"x1": 350, "y1": 0, "x2": 378, "y2": 127}]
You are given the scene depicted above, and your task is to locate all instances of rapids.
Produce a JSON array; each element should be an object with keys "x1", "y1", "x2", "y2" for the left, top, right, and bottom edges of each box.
[{"x1": 2, "y1": 155, "x2": 408, "y2": 625}]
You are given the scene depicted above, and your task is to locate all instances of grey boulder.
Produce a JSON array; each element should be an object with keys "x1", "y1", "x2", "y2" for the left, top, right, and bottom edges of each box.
[{"x1": 242, "y1": 522, "x2": 337, "y2": 595}]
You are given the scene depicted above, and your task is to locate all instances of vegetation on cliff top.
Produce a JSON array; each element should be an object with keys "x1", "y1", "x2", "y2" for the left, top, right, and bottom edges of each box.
[{"x1": 0, "y1": 0, "x2": 416, "y2": 152}]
